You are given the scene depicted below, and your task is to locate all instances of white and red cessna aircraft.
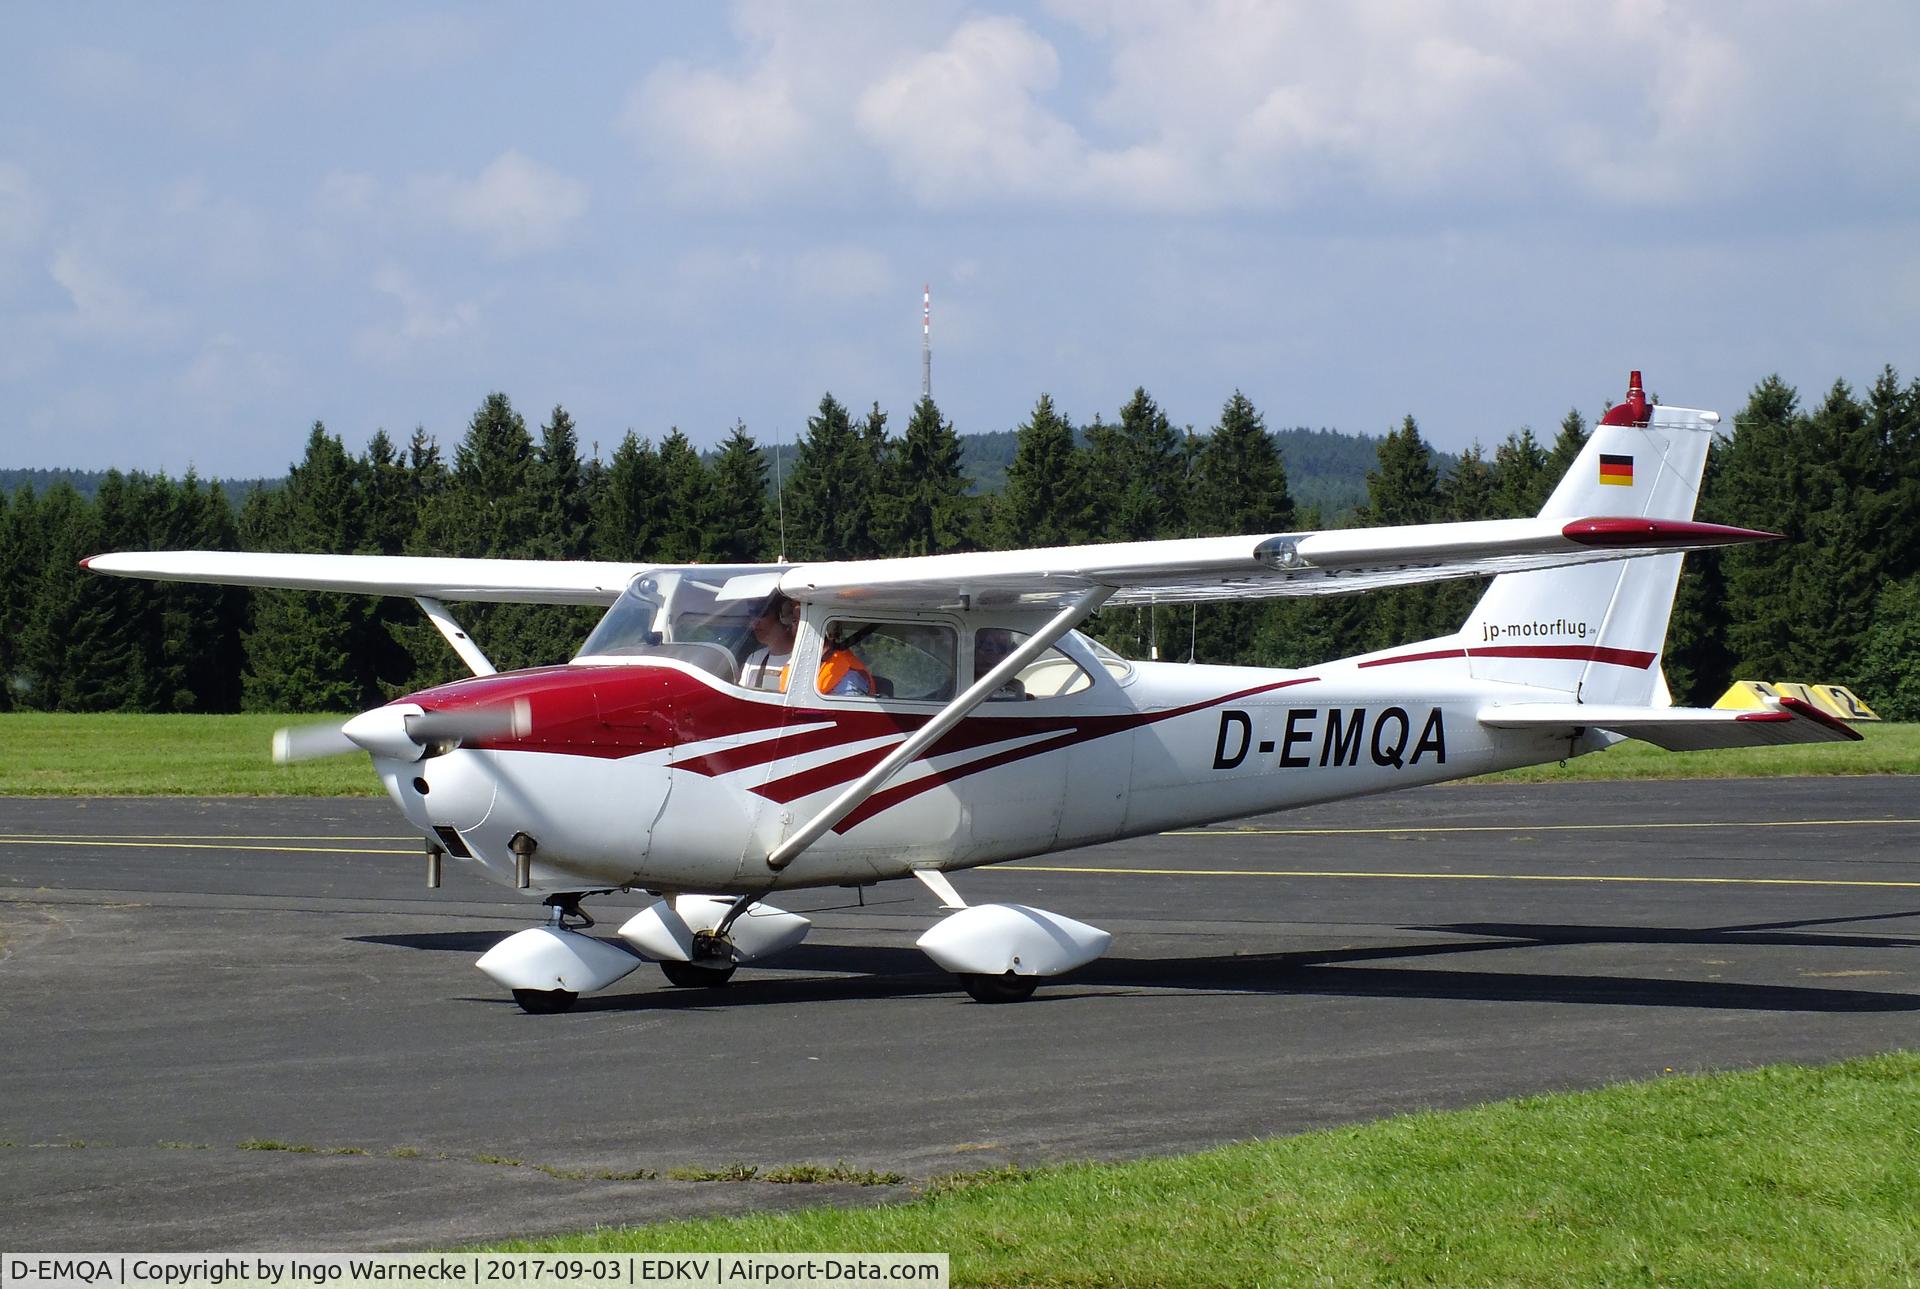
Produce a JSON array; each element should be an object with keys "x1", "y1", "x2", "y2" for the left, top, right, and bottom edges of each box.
[{"x1": 87, "y1": 374, "x2": 1858, "y2": 1011}]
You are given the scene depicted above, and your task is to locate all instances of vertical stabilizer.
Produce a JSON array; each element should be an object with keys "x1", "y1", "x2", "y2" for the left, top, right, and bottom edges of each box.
[{"x1": 1459, "y1": 374, "x2": 1718, "y2": 705}]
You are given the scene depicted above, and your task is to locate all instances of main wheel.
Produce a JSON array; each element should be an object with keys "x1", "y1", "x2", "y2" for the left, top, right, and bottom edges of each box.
[
  {"x1": 958, "y1": 972, "x2": 1038, "y2": 1004},
  {"x1": 660, "y1": 960, "x2": 737, "y2": 988},
  {"x1": 512, "y1": 988, "x2": 578, "y2": 1014}
]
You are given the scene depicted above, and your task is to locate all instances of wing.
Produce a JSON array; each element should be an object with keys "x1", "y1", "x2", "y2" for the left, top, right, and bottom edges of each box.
[
  {"x1": 778, "y1": 517, "x2": 1778, "y2": 610},
  {"x1": 82, "y1": 551, "x2": 652, "y2": 606},
  {"x1": 1478, "y1": 696, "x2": 1861, "y2": 750}
]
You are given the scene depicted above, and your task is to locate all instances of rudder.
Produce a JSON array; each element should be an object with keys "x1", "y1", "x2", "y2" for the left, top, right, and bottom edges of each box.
[{"x1": 1459, "y1": 373, "x2": 1718, "y2": 705}]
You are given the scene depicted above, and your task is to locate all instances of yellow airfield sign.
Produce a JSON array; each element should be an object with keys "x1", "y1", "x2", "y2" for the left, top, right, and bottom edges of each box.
[{"x1": 1714, "y1": 680, "x2": 1879, "y2": 721}]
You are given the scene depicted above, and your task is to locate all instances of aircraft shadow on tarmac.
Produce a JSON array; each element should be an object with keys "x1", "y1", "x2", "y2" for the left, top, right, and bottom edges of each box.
[{"x1": 355, "y1": 911, "x2": 1920, "y2": 1015}]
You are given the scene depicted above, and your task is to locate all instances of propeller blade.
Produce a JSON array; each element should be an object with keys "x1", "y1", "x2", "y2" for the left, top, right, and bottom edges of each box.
[
  {"x1": 271, "y1": 721, "x2": 359, "y2": 765},
  {"x1": 406, "y1": 699, "x2": 532, "y2": 746}
]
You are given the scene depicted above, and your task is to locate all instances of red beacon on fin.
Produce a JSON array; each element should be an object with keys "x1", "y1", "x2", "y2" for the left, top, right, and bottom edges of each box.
[{"x1": 1599, "y1": 369, "x2": 1651, "y2": 427}]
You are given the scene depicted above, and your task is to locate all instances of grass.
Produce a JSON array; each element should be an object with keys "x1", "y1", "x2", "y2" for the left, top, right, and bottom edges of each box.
[
  {"x1": 492, "y1": 1054, "x2": 1920, "y2": 1286},
  {"x1": 0, "y1": 712, "x2": 382, "y2": 795},
  {"x1": 1472, "y1": 719, "x2": 1920, "y2": 783},
  {"x1": 1, "y1": 713, "x2": 1913, "y2": 797}
]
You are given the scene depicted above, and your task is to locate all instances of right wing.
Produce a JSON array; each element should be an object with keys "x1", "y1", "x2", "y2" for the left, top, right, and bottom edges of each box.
[
  {"x1": 779, "y1": 517, "x2": 1780, "y2": 610},
  {"x1": 82, "y1": 551, "x2": 653, "y2": 607}
]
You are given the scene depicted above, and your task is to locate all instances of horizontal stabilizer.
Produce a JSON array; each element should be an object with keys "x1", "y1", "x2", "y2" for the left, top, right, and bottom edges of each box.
[{"x1": 1478, "y1": 696, "x2": 1861, "y2": 751}]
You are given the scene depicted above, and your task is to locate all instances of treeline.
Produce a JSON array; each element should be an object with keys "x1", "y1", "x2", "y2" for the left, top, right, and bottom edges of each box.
[{"x1": 3, "y1": 373, "x2": 1916, "y2": 717}]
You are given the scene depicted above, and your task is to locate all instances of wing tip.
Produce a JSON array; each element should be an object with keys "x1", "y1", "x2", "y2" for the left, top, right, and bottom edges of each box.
[
  {"x1": 1561, "y1": 518, "x2": 1782, "y2": 548},
  {"x1": 1777, "y1": 695, "x2": 1865, "y2": 741}
]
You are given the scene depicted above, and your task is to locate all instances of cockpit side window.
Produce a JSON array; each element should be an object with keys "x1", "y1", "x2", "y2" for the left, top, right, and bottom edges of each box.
[{"x1": 817, "y1": 619, "x2": 957, "y2": 702}]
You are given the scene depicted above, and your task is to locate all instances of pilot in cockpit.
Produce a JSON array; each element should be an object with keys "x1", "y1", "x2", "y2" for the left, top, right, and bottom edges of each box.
[
  {"x1": 740, "y1": 594, "x2": 872, "y2": 696},
  {"x1": 741, "y1": 595, "x2": 797, "y2": 690}
]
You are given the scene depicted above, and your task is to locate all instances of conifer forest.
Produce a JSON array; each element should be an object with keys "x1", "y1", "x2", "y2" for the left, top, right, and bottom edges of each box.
[{"x1": 4, "y1": 371, "x2": 1917, "y2": 719}]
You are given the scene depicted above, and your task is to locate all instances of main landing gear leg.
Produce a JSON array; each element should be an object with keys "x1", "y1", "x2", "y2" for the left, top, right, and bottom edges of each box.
[{"x1": 660, "y1": 894, "x2": 756, "y2": 988}]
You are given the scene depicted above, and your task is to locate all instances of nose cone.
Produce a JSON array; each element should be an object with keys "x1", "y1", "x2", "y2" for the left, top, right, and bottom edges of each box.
[{"x1": 342, "y1": 703, "x2": 428, "y2": 760}]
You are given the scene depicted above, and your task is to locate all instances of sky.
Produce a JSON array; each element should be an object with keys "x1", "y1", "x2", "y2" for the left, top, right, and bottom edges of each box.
[{"x1": 3, "y1": 1, "x2": 1918, "y2": 478}]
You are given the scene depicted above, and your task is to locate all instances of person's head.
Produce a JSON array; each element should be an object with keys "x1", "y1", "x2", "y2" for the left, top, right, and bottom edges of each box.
[
  {"x1": 752, "y1": 595, "x2": 798, "y2": 650},
  {"x1": 975, "y1": 628, "x2": 1019, "y2": 673}
]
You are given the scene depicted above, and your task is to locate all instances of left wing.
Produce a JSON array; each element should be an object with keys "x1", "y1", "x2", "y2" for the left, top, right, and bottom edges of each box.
[
  {"x1": 779, "y1": 517, "x2": 1777, "y2": 610},
  {"x1": 82, "y1": 551, "x2": 652, "y2": 606}
]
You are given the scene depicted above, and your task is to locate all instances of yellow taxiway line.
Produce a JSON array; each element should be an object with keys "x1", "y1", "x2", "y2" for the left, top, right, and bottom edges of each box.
[
  {"x1": 1166, "y1": 818, "x2": 1920, "y2": 837},
  {"x1": 998, "y1": 865, "x2": 1920, "y2": 890},
  {"x1": 0, "y1": 838, "x2": 413, "y2": 857}
]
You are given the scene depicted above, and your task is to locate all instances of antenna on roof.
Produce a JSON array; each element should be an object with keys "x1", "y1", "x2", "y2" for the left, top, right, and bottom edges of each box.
[{"x1": 774, "y1": 428, "x2": 789, "y2": 563}]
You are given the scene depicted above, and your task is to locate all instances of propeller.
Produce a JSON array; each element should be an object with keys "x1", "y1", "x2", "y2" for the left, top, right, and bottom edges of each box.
[{"x1": 272, "y1": 699, "x2": 532, "y2": 765}]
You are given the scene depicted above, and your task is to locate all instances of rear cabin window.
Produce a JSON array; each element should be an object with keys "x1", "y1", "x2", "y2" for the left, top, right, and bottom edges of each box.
[
  {"x1": 972, "y1": 629, "x2": 1095, "y2": 701},
  {"x1": 819, "y1": 620, "x2": 957, "y2": 702}
]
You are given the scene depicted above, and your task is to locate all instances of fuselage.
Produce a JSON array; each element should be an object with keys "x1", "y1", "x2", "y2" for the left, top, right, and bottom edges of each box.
[{"x1": 375, "y1": 646, "x2": 1592, "y2": 897}]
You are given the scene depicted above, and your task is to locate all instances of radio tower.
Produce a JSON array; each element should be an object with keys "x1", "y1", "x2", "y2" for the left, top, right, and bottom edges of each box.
[{"x1": 921, "y1": 283, "x2": 932, "y2": 399}]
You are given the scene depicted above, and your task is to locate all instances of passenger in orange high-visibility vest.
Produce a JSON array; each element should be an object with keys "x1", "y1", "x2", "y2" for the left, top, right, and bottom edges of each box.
[{"x1": 809, "y1": 632, "x2": 873, "y2": 696}]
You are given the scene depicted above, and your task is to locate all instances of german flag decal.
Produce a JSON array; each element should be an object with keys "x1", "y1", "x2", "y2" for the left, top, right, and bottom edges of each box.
[{"x1": 1598, "y1": 453, "x2": 1634, "y2": 486}]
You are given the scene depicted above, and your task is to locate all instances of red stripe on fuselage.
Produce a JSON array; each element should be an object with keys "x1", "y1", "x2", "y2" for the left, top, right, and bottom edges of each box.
[{"x1": 1359, "y1": 644, "x2": 1656, "y2": 671}]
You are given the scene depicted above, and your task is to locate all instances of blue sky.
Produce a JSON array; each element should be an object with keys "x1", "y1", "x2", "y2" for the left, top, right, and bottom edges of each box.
[{"x1": 4, "y1": 2, "x2": 1917, "y2": 477}]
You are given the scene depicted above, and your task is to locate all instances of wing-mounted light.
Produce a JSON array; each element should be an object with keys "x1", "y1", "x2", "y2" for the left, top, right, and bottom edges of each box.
[{"x1": 1253, "y1": 537, "x2": 1311, "y2": 570}]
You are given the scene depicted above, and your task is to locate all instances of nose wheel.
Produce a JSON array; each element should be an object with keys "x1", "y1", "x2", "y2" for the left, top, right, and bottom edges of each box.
[
  {"x1": 957, "y1": 972, "x2": 1039, "y2": 1004},
  {"x1": 512, "y1": 988, "x2": 579, "y2": 1014}
]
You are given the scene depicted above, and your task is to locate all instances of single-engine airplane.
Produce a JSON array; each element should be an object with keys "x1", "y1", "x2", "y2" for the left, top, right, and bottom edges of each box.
[{"x1": 85, "y1": 373, "x2": 1860, "y2": 1011}]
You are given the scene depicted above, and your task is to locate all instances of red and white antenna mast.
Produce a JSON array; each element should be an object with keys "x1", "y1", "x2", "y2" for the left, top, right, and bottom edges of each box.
[{"x1": 921, "y1": 283, "x2": 932, "y2": 400}]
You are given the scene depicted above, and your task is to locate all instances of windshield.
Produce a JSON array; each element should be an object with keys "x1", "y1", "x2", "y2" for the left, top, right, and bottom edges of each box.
[{"x1": 575, "y1": 567, "x2": 789, "y2": 684}]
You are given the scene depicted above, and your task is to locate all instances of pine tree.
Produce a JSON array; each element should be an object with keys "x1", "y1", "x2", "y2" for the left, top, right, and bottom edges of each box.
[
  {"x1": 995, "y1": 393, "x2": 1088, "y2": 549},
  {"x1": 533, "y1": 405, "x2": 590, "y2": 559},
  {"x1": 1541, "y1": 408, "x2": 1589, "y2": 502},
  {"x1": 892, "y1": 396, "x2": 970, "y2": 556},
  {"x1": 784, "y1": 393, "x2": 881, "y2": 559},
  {"x1": 242, "y1": 424, "x2": 369, "y2": 711},
  {"x1": 1190, "y1": 391, "x2": 1293, "y2": 535},
  {"x1": 1361, "y1": 415, "x2": 1447, "y2": 647},
  {"x1": 594, "y1": 433, "x2": 664, "y2": 560},
  {"x1": 1491, "y1": 426, "x2": 1549, "y2": 518},
  {"x1": 0, "y1": 488, "x2": 24, "y2": 709},
  {"x1": 1113, "y1": 387, "x2": 1186, "y2": 541},
  {"x1": 655, "y1": 429, "x2": 712, "y2": 563},
  {"x1": 1714, "y1": 376, "x2": 1808, "y2": 680},
  {"x1": 17, "y1": 484, "x2": 101, "y2": 710},
  {"x1": 705, "y1": 423, "x2": 769, "y2": 562},
  {"x1": 1856, "y1": 575, "x2": 1920, "y2": 720},
  {"x1": 1187, "y1": 392, "x2": 1294, "y2": 664}
]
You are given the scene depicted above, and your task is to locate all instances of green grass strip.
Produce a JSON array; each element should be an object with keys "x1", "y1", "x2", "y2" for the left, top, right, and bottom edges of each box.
[
  {"x1": 492, "y1": 1054, "x2": 1920, "y2": 1287},
  {"x1": 0, "y1": 713, "x2": 382, "y2": 796}
]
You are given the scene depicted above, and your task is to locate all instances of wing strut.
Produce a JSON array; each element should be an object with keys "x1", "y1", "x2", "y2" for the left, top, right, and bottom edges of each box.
[
  {"x1": 416, "y1": 596, "x2": 496, "y2": 677},
  {"x1": 766, "y1": 585, "x2": 1114, "y2": 872}
]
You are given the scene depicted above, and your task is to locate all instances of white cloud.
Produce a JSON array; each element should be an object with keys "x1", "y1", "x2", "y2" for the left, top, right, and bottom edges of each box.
[
  {"x1": 177, "y1": 331, "x2": 286, "y2": 413},
  {"x1": 0, "y1": 161, "x2": 48, "y2": 253},
  {"x1": 49, "y1": 245, "x2": 177, "y2": 339},
  {"x1": 790, "y1": 244, "x2": 893, "y2": 300},
  {"x1": 625, "y1": 0, "x2": 1919, "y2": 217},
  {"x1": 355, "y1": 265, "x2": 481, "y2": 362},
  {"x1": 402, "y1": 151, "x2": 589, "y2": 257},
  {"x1": 857, "y1": 17, "x2": 1084, "y2": 206}
]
